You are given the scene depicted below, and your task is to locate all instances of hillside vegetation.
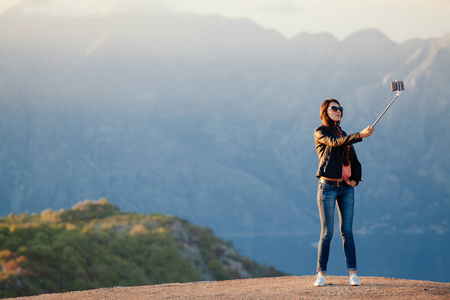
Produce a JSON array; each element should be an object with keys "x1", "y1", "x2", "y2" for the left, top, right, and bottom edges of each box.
[{"x1": 0, "y1": 199, "x2": 284, "y2": 298}]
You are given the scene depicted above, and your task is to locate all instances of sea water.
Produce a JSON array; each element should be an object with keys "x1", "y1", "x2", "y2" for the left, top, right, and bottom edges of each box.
[{"x1": 226, "y1": 233, "x2": 449, "y2": 282}]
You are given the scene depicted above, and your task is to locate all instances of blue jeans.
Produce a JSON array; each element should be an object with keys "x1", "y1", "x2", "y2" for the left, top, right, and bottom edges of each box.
[{"x1": 316, "y1": 181, "x2": 357, "y2": 272}]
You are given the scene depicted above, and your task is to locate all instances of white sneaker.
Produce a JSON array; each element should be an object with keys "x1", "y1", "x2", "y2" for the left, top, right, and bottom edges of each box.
[
  {"x1": 314, "y1": 274, "x2": 325, "y2": 287},
  {"x1": 349, "y1": 274, "x2": 361, "y2": 286}
]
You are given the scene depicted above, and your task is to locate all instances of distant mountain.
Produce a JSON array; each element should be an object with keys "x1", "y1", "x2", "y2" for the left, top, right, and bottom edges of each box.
[
  {"x1": 0, "y1": 199, "x2": 284, "y2": 298},
  {"x1": 0, "y1": 10, "x2": 449, "y2": 241}
]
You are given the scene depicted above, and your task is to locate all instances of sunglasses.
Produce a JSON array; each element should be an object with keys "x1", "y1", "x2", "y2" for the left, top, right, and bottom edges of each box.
[{"x1": 328, "y1": 106, "x2": 344, "y2": 112}]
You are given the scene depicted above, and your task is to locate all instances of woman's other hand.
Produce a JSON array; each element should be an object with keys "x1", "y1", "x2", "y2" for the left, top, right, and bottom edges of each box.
[{"x1": 360, "y1": 126, "x2": 374, "y2": 138}]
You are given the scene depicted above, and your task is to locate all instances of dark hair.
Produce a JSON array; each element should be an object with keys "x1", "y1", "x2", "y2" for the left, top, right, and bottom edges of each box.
[
  {"x1": 320, "y1": 98, "x2": 350, "y2": 165},
  {"x1": 320, "y1": 99, "x2": 343, "y2": 132}
]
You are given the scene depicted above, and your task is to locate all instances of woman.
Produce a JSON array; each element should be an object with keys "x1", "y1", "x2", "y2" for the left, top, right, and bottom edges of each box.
[{"x1": 313, "y1": 99, "x2": 374, "y2": 287}]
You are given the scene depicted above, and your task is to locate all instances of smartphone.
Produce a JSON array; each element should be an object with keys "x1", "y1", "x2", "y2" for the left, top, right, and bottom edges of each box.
[{"x1": 391, "y1": 81, "x2": 404, "y2": 91}]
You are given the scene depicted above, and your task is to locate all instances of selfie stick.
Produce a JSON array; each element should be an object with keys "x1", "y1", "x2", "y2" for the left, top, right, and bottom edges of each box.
[{"x1": 372, "y1": 81, "x2": 404, "y2": 128}]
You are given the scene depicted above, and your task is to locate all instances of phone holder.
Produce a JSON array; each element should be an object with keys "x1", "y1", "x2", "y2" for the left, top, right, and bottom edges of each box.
[{"x1": 372, "y1": 81, "x2": 404, "y2": 127}]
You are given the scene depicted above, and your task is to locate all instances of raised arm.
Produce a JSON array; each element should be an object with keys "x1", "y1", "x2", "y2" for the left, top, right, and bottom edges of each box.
[{"x1": 314, "y1": 126, "x2": 363, "y2": 147}]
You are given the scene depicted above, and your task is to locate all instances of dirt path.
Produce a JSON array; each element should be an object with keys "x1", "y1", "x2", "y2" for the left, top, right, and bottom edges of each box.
[{"x1": 13, "y1": 276, "x2": 450, "y2": 299}]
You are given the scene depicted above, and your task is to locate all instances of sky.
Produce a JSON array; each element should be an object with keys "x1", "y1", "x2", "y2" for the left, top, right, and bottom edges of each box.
[{"x1": 1, "y1": 0, "x2": 450, "y2": 42}]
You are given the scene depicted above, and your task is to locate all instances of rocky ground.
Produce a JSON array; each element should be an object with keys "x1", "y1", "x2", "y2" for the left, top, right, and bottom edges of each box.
[{"x1": 12, "y1": 276, "x2": 450, "y2": 299}]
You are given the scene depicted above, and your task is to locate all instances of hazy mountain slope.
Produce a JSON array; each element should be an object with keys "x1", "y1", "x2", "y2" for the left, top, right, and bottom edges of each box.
[{"x1": 0, "y1": 11, "x2": 449, "y2": 237}]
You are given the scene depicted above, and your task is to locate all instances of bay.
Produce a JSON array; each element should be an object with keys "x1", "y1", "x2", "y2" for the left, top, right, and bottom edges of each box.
[{"x1": 226, "y1": 233, "x2": 450, "y2": 283}]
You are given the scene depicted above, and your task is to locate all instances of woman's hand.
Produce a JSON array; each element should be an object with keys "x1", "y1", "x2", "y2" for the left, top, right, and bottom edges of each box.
[
  {"x1": 360, "y1": 126, "x2": 374, "y2": 138},
  {"x1": 350, "y1": 180, "x2": 357, "y2": 187}
]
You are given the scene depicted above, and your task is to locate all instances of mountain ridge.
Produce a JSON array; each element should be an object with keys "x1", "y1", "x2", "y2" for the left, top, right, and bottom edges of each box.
[{"x1": 0, "y1": 11, "x2": 449, "y2": 235}]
